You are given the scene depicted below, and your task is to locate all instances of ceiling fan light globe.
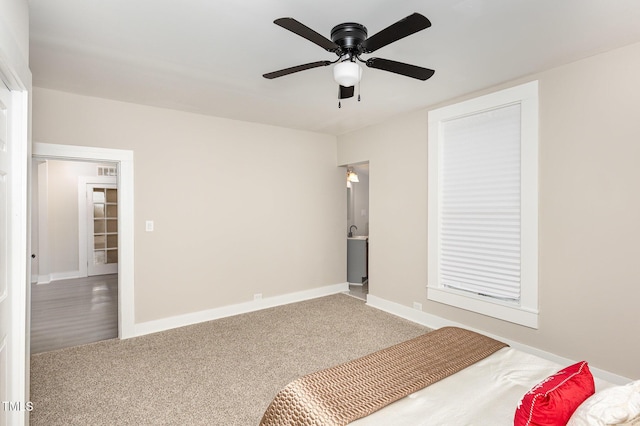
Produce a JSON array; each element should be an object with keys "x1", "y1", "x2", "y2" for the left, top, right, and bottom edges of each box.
[{"x1": 333, "y1": 61, "x2": 362, "y2": 87}]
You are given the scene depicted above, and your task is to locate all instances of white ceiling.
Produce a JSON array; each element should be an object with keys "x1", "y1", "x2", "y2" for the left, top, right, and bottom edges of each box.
[{"x1": 28, "y1": 0, "x2": 640, "y2": 136}]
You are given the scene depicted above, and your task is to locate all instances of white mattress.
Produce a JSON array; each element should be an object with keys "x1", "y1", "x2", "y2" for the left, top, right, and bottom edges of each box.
[{"x1": 350, "y1": 347, "x2": 612, "y2": 425}]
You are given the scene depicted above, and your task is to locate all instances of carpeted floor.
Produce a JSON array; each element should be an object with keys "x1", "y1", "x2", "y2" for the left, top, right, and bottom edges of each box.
[{"x1": 30, "y1": 293, "x2": 430, "y2": 425}]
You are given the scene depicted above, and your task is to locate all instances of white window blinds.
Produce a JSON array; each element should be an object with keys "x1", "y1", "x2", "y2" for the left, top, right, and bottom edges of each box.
[{"x1": 439, "y1": 103, "x2": 522, "y2": 301}]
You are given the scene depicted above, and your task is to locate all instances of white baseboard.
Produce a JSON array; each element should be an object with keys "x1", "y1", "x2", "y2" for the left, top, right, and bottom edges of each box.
[
  {"x1": 33, "y1": 274, "x2": 51, "y2": 284},
  {"x1": 34, "y1": 270, "x2": 85, "y2": 285},
  {"x1": 366, "y1": 295, "x2": 632, "y2": 385},
  {"x1": 134, "y1": 282, "x2": 350, "y2": 338},
  {"x1": 367, "y1": 294, "x2": 458, "y2": 329}
]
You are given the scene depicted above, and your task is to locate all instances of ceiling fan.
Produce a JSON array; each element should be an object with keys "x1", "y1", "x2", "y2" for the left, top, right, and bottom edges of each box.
[{"x1": 263, "y1": 13, "x2": 435, "y2": 104}]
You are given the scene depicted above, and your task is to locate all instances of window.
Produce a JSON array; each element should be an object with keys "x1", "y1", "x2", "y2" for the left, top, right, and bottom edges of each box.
[{"x1": 427, "y1": 81, "x2": 539, "y2": 328}]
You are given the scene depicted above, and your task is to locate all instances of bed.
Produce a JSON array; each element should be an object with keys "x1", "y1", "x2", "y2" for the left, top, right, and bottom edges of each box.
[{"x1": 260, "y1": 327, "x2": 640, "y2": 426}]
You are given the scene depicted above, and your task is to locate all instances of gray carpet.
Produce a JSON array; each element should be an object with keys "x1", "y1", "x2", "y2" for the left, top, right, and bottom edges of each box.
[{"x1": 30, "y1": 294, "x2": 430, "y2": 425}]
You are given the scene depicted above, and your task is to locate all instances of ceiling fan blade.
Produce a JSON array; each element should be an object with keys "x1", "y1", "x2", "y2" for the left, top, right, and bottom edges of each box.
[
  {"x1": 366, "y1": 57, "x2": 435, "y2": 80},
  {"x1": 274, "y1": 18, "x2": 340, "y2": 52},
  {"x1": 339, "y1": 85, "x2": 354, "y2": 99},
  {"x1": 263, "y1": 61, "x2": 332, "y2": 79},
  {"x1": 361, "y1": 13, "x2": 431, "y2": 53}
]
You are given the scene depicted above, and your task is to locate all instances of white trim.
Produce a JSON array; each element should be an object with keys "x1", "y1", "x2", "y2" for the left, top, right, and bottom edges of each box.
[
  {"x1": 427, "y1": 80, "x2": 539, "y2": 328},
  {"x1": 36, "y1": 161, "x2": 50, "y2": 280},
  {"x1": 135, "y1": 282, "x2": 349, "y2": 337},
  {"x1": 33, "y1": 274, "x2": 51, "y2": 285},
  {"x1": 1, "y1": 79, "x2": 30, "y2": 426},
  {"x1": 34, "y1": 270, "x2": 85, "y2": 284},
  {"x1": 32, "y1": 143, "x2": 135, "y2": 339},
  {"x1": 8, "y1": 89, "x2": 29, "y2": 426},
  {"x1": 366, "y1": 295, "x2": 631, "y2": 385},
  {"x1": 367, "y1": 295, "x2": 456, "y2": 330},
  {"x1": 428, "y1": 287, "x2": 539, "y2": 329},
  {"x1": 1, "y1": 13, "x2": 32, "y2": 425}
]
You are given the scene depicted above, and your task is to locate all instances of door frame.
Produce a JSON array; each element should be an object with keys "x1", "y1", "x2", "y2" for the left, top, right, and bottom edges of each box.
[
  {"x1": 0, "y1": 58, "x2": 30, "y2": 426},
  {"x1": 32, "y1": 143, "x2": 135, "y2": 339}
]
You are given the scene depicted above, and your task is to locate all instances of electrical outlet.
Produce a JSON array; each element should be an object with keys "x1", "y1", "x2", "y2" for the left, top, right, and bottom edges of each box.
[
  {"x1": 254, "y1": 293, "x2": 262, "y2": 301},
  {"x1": 413, "y1": 302, "x2": 422, "y2": 311}
]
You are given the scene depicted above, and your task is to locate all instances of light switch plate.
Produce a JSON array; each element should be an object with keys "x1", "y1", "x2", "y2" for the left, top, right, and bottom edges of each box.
[{"x1": 145, "y1": 220, "x2": 154, "y2": 232}]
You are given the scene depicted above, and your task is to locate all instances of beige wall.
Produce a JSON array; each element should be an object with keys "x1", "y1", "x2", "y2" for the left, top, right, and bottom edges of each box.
[
  {"x1": 32, "y1": 88, "x2": 346, "y2": 323},
  {"x1": 338, "y1": 41, "x2": 640, "y2": 379},
  {"x1": 29, "y1": 36, "x2": 640, "y2": 378},
  {"x1": 31, "y1": 160, "x2": 115, "y2": 277},
  {"x1": 339, "y1": 110, "x2": 430, "y2": 305}
]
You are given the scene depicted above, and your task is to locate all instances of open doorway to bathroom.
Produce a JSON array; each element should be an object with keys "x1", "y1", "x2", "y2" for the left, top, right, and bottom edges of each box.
[{"x1": 346, "y1": 162, "x2": 369, "y2": 300}]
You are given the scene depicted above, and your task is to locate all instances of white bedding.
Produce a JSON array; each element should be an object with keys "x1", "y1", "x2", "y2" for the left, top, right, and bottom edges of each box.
[{"x1": 350, "y1": 347, "x2": 612, "y2": 425}]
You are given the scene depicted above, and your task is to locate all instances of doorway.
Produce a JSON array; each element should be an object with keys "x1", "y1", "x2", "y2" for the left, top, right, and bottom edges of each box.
[
  {"x1": 30, "y1": 159, "x2": 119, "y2": 353},
  {"x1": 32, "y1": 142, "x2": 136, "y2": 341},
  {"x1": 346, "y1": 162, "x2": 369, "y2": 300}
]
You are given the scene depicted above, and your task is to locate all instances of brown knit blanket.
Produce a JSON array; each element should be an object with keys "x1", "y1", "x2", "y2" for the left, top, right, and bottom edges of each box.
[{"x1": 260, "y1": 327, "x2": 507, "y2": 426}]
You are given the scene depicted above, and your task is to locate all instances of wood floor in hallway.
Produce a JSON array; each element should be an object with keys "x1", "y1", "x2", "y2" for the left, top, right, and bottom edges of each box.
[{"x1": 30, "y1": 274, "x2": 118, "y2": 354}]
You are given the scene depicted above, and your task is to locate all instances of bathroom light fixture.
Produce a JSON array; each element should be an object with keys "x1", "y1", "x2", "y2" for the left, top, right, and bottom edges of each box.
[
  {"x1": 347, "y1": 169, "x2": 359, "y2": 183},
  {"x1": 333, "y1": 60, "x2": 362, "y2": 87}
]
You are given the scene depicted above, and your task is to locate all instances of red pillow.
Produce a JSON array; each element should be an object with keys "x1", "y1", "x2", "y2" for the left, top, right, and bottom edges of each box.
[{"x1": 514, "y1": 361, "x2": 595, "y2": 426}]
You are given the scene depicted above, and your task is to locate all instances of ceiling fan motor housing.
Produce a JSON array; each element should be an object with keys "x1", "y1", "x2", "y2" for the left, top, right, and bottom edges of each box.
[{"x1": 331, "y1": 23, "x2": 368, "y2": 56}]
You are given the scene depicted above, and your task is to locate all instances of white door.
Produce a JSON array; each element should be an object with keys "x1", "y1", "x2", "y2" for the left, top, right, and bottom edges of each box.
[
  {"x1": 0, "y1": 79, "x2": 28, "y2": 425},
  {"x1": 0, "y1": 76, "x2": 11, "y2": 426},
  {"x1": 87, "y1": 184, "x2": 118, "y2": 276}
]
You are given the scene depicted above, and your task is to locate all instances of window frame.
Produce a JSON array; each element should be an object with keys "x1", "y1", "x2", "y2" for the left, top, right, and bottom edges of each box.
[{"x1": 427, "y1": 81, "x2": 539, "y2": 328}]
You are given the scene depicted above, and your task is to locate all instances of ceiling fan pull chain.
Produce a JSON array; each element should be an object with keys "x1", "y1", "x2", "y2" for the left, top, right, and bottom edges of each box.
[{"x1": 338, "y1": 100, "x2": 342, "y2": 108}]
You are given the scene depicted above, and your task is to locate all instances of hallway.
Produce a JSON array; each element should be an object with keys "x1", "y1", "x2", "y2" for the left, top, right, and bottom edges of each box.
[{"x1": 30, "y1": 274, "x2": 118, "y2": 354}]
